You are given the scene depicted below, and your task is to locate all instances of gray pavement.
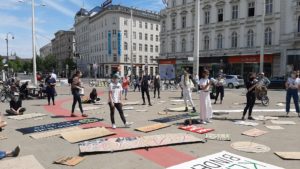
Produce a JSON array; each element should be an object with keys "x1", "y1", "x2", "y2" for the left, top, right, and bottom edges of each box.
[{"x1": 0, "y1": 84, "x2": 300, "y2": 169}]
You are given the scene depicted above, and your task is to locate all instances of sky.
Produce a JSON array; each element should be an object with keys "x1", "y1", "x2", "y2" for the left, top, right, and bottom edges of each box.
[{"x1": 0, "y1": 0, "x2": 165, "y2": 58}]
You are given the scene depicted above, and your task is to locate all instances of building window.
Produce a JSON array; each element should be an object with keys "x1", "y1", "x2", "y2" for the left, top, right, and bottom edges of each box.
[
  {"x1": 232, "y1": 5, "x2": 238, "y2": 20},
  {"x1": 266, "y1": 0, "x2": 273, "y2": 15},
  {"x1": 124, "y1": 54, "x2": 129, "y2": 62},
  {"x1": 182, "y1": 0, "x2": 186, "y2": 5},
  {"x1": 145, "y1": 44, "x2": 148, "y2": 52},
  {"x1": 133, "y1": 20, "x2": 136, "y2": 27},
  {"x1": 248, "y1": 2, "x2": 255, "y2": 17},
  {"x1": 217, "y1": 34, "x2": 223, "y2": 49},
  {"x1": 156, "y1": 35, "x2": 159, "y2": 42},
  {"x1": 150, "y1": 34, "x2": 154, "y2": 41},
  {"x1": 139, "y1": 21, "x2": 142, "y2": 28},
  {"x1": 133, "y1": 32, "x2": 136, "y2": 39},
  {"x1": 156, "y1": 24, "x2": 159, "y2": 31},
  {"x1": 172, "y1": 0, "x2": 176, "y2": 7},
  {"x1": 139, "y1": 55, "x2": 142, "y2": 63},
  {"x1": 139, "y1": 44, "x2": 142, "y2": 51},
  {"x1": 133, "y1": 43, "x2": 136, "y2": 51},
  {"x1": 218, "y1": 8, "x2": 223, "y2": 22},
  {"x1": 145, "y1": 22, "x2": 148, "y2": 29},
  {"x1": 181, "y1": 38, "x2": 186, "y2": 52},
  {"x1": 182, "y1": 16, "x2": 186, "y2": 28},
  {"x1": 151, "y1": 23, "x2": 153, "y2": 30},
  {"x1": 204, "y1": 11, "x2": 210, "y2": 24},
  {"x1": 145, "y1": 34, "x2": 148, "y2": 41},
  {"x1": 124, "y1": 19, "x2": 128, "y2": 26},
  {"x1": 145, "y1": 56, "x2": 148, "y2": 63},
  {"x1": 124, "y1": 30, "x2": 128, "y2": 38},
  {"x1": 150, "y1": 56, "x2": 154, "y2": 63},
  {"x1": 139, "y1": 32, "x2": 142, "y2": 40},
  {"x1": 247, "y1": 29, "x2": 254, "y2": 47},
  {"x1": 204, "y1": 35, "x2": 209, "y2": 50},
  {"x1": 133, "y1": 55, "x2": 137, "y2": 63},
  {"x1": 231, "y1": 32, "x2": 238, "y2": 48},
  {"x1": 162, "y1": 20, "x2": 166, "y2": 32},
  {"x1": 171, "y1": 39, "x2": 176, "y2": 53},
  {"x1": 155, "y1": 45, "x2": 159, "y2": 52},
  {"x1": 124, "y1": 42, "x2": 128, "y2": 50},
  {"x1": 113, "y1": 41, "x2": 117, "y2": 49},
  {"x1": 161, "y1": 41, "x2": 165, "y2": 53},
  {"x1": 172, "y1": 18, "x2": 176, "y2": 30},
  {"x1": 150, "y1": 45, "x2": 154, "y2": 52},
  {"x1": 265, "y1": 27, "x2": 272, "y2": 46},
  {"x1": 112, "y1": 30, "x2": 117, "y2": 36}
]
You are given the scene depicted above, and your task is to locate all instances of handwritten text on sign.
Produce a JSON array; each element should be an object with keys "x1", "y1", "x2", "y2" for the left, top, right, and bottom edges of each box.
[{"x1": 167, "y1": 151, "x2": 284, "y2": 169}]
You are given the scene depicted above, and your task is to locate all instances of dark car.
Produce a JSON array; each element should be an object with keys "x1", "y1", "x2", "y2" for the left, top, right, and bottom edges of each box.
[{"x1": 269, "y1": 76, "x2": 286, "y2": 89}]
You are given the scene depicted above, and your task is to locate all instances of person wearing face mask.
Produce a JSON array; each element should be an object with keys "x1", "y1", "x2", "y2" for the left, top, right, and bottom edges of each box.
[
  {"x1": 285, "y1": 71, "x2": 300, "y2": 117},
  {"x1": 5, "y1": 93, "x2": 26, "y2": 115},
  {"x1": 242, "y1": 73, "x2": 258, "y2": 120},
  {"x1": 198, "y1": 69, "x2": 213, "y2": 124}
]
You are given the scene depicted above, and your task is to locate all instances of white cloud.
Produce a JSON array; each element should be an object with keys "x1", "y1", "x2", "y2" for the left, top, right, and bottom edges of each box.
[
  {"x1": 0, "y1": 0, "x2": 21, "y2": 10},
  {"x1": 44, "y1": 0, "x2": 74, "y2": 17}
]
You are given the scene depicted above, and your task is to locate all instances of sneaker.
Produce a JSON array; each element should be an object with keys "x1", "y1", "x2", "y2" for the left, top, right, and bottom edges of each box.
[
  {"x1": 286, "y1": 112, "x2": 289, "y2": 117},
  {"x1": 112, "y1": 124, "x2": 117, "y2": 129},
  {"x1": 12, "y1": 145, "x2": 20, "y2": 157},
  {"x1": 82, "y1": 114, "x2": 88, "y2": 117},
  {"x1": 124, "y1": 122, "x2": 134, "y2": 128},
  {"x1": 199, "y1": 120, "x2": 207, "y2": 124},
  {"x1": 185, "y1": 107, "x2": 188, "y2": 112},
  {"x1": 248, "y1": 116, "x2": 255, "y2": 120},
  {"x1": 149, "y1": 103, "x2": 152, "y2": 106},
  {"x1": 205, "y1": 119, "x2": 212, "y2": 123}
]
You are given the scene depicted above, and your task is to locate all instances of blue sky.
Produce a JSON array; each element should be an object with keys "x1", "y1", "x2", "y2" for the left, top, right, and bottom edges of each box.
[{"x1": 0, "y1": 0, "x2": 165, "y2": 58}]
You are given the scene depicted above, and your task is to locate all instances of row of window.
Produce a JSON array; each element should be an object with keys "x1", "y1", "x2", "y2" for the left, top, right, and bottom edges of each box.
[
  {"x1": 130, "y1": 31, "x2": 159, "y2": 41},
  {"x1": 163, "y1": 27, "x2": 273, "y2": 53},
  {"x1": 124, "y1": 19, "x2": 159, "y2": 31},
  {"x1": 124, "y1": 55, "x2": 158, "y2": 64},
  {"x1": 124, "y1": 43, "x2": 159, "y2": 53}
]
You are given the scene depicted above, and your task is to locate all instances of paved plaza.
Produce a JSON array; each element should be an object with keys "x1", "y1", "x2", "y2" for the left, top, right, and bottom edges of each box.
[{"x1": 0, "y1": 83, "x2": 300, "y2": 169}]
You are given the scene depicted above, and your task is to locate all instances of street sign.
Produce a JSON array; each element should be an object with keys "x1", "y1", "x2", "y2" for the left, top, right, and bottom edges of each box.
[{"x1": 101, "y1": 0, "x2": 112, "y2": 8}]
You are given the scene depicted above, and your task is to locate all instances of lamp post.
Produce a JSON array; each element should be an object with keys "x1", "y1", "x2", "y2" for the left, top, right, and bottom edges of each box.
[
  {"x1": 5, "y1": 32, "x2": 14, "y2": 63},
  {"x1": 259, "y1": 0, "x2": 266, "y2": 73},
  {"x1": 130, "y1": 8, "x2": 134, "y2": 77},
  {"x1": 193, "y1": 0, "x2": 200, "y2": 75}
]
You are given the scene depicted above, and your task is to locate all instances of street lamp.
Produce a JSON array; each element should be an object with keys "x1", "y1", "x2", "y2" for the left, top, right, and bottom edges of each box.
[
  {"x1": 193, "y1": 0, "x2": 200, "y2": 75},
  {"x1": 260, "y1": 0, "x2": 266, "y2": 73},
  {"x1": 5, "y1": 32, "x2": 14, "y2": 63}
]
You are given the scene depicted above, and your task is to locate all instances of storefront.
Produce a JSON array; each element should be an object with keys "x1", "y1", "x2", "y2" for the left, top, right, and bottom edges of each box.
[
  {"x1": 176, "y1": 59, "x2": 193, "y2": 76},
  {"x1": 287, "y1": 49, "x2": 300, "y2": 72},
  {"x1": 199, "y1": 56, "x2": 228, "y2": 77},
  {"x1": 227, "y1": 54, "x2": 274, "y2": 79}
]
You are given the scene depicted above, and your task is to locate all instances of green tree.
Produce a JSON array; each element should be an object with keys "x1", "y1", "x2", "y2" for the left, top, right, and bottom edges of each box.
[{"x1": 43, "y1": 54, "x2": 57, "y2": 72}]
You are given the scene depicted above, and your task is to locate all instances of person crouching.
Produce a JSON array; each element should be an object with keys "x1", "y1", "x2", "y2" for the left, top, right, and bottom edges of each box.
[{"x1": 6, "y1": 93, "x2": 26, "y2": 115}]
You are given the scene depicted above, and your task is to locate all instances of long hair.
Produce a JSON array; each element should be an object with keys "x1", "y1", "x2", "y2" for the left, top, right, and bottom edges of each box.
[{"x1": 184, "y1": 71, "x2": 189, "y2": 86}]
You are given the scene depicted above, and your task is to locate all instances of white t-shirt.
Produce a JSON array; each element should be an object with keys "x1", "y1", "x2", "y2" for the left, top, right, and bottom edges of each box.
[
  {"x1": 198, "y1": 78, "x2": 210, "y2": 91},
  {"x1": 109, "y1": 82, "x2": 123, "y2": 103},
  {"x1": 287, "y1": 77, "x2": 300, "y2": 89}
]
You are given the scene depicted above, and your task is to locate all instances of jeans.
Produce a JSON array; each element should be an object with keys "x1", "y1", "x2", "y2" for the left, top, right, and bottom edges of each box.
[
  {"x1": 286, "y1": 88, "x2": 300, "y2": 113},
  {"x1": 243, "y1": 93, "x2": 256, "y2": 117},
  {"x1": 141, "y1": 88, "x2": 151, "y2": 104},
  {"x1": 71, "y1": 90, "x2": 83, "y2": 114},
  {"x1": 154, "y1": 86, "x2": 160, "y2": 97},
  {"x1": 108, "y1": 102, "x2": 126, "y2": 124}
]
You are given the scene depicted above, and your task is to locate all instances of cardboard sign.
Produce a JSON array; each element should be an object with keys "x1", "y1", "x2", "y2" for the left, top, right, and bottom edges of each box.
[
  {"x1": 253, "y1": 116, "x2": 279, "y2": 121},
  {"x1": 234, "y1": 121, "x2": 259, "y2": 126},
  {"x1": 136, "y1": 109, "x2": 147, "y2": 112},
  {"x1": 271, "y1": 120, "x2": 296, "y2": 125},
  {"x1": 16, "y1": 118, "x2": 103, "y2": 134},
  {"x1": 205, "y1": 134, "x2": 231, "y2": 141},
  {"x1": 29, "y1": 127, "x2": 81, "y2": 139},
  {"x1": 242, "y1": 128, "x2": 268, "y2": 137},
  {"x1": 179, "y1": 125, "x2": 214, "y2": 134},
  {"x1": 170, "y1": 100, "x2": 184, "y2": 102},
  {"x1": 54, "y1": 156, "x2": 85, "y2": 166},
  {"x1": 231, "y1": 142, "x2": 270, "y2": 153},
  {"x1": 8, "y1": 113, "x2": 47, "y2": 120},
  {"x1": 123, "y1": 106, "x2": 134, "y2": 110},
  {"x1": 265, "y1": 125, "x2": 284, "y2": 130},
  {"x1": 275, "y1": 152, "x2": 300, "y2": 160},
  {"x1": 79, "y1": 133, "x2": 205, "y2": 153},
  {"x1": 152, "y1": 113, "x2": 197, "y2": 123},
  {"x1": 167, "y1": 151, "x2": 284, "y2": 169},
  {"x1": 135, "y1": 123, "x2": 171, "y2": 133},
  {"x1": 61, "y1": 127, "x2": 115, "y2": 143},
  {"x1": 0, "y1": 155, "x2": 45, "y2": 169}
]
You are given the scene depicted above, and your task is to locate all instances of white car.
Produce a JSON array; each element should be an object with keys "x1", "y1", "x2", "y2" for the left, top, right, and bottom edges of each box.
[{"x1": 225, "y1": 75, "x2": 244, "y2": 89}]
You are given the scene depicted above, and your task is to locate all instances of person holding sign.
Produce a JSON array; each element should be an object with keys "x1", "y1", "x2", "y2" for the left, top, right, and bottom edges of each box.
[
  {"x1": 198, "y1": 69, "x2": 213, "y2": 124},
  {"x1": 242, "y1": 73, "x2": 258, "y2": 120},
  {"x1": 108, "y1": 74, "x2": 133, "y2": 129},
  {"x1": 71, "y1": 71, "x2": 87, "y2": 117}
]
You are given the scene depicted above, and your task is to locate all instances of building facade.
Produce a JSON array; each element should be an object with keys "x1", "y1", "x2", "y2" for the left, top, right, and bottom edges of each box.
[
  {"x1": 39, "y1": 43, "x2": 52, "y2": 58},
  {"x1": 160, "y1": 0, "x2": 300, "y2": 78},
  {"x1": 51, "y1": 30, "x2": 75, "y2": 72},
  {"x1": 74, "y1": 5, "x2": 161, "y2": 77}
]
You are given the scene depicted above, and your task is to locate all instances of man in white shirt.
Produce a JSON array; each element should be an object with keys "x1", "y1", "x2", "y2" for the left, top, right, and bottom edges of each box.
[
  {"x1": 285, "y1": 71, "x2": 300, "y2": 117},
  {"x1": 108, "y1": 74, "x2": 133, "y2": 129}
]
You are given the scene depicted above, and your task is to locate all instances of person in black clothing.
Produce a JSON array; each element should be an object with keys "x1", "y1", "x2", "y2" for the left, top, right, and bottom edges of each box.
[
  {"x1": 89, "y1": 88, "x2": 100, "y2": 103},
  {"x1": 153, "y1": 74, "x2": 161, "y2": 99},
  {"x1": 242, "y1": 73, "x2": 258, "y2": 120},
  {"x1": 71, "y1": 71, "x2": 88, "y2": 117},
  {"x1": 46, "y1": 74, "x2": 56, "y2": 105},
  {"x1": 6, "y1": 94, "x2": 26, "y2": 115},
  {"x1": 140, "y1": 71, "x2": 152, "y2": 106}
]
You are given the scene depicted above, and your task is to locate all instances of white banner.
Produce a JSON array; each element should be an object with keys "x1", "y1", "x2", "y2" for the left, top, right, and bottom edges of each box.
[{"x1": 167, "y1": 151, "x2": 284, "y2": 169}]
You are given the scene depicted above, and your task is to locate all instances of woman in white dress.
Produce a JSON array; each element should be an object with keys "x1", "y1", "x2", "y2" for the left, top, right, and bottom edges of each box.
[
  {"x1": 198, "y1": 69, "x2": 213, "y2": 124},
  {"x1": 180, "y1": 71, "x2": 196, "y2": 112}
]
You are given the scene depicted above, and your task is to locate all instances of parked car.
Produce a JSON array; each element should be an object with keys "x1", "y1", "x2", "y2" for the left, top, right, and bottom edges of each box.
[
  {"x1": 268, "y1": 76, "x2": 286, "y2": 89},
  {"x1": 225, "y1": 75, "x2": 245, "y2": 89}
]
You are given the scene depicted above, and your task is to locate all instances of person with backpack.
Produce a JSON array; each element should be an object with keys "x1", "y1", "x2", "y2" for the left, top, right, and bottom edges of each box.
[
  {"x1": 140, "y1": 71, "x2": 152, "y2": 106},
  {"x1": 71, "y1": 71, "x2": 88, "y2": 117}
]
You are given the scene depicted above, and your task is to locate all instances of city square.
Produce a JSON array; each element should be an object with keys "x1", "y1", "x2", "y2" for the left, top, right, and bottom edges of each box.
[{"x1": 1, "y1": 0, "x2": 300, "y2": 169}]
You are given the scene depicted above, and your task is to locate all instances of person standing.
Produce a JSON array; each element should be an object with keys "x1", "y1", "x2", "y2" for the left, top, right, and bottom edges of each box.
[
  {"x1": 46, "y1": 74, "x2": 56, "y2": 105},
  {"x1": 198, "y1": 69, "x2": 213, "y2": 124},
  {"x1": 71, "y1": 71, "x2": 88, "y2": 117},
  {"x1": 153, "y1": 74, "x2": 161, "y2": 99},
  {"x1": 285, "y1": 71, "x2": 300, "y2": 117},
  {"x1": 242, "y1": 73, "x2": 258, "y2": 120},
  {"x1": 140, "y1": 71, "x2": 152, "y2": 106},
  {"x1": 214, "y1": 75, "x2": 225, "y2": 104},
  {"x1": 133, "y1": 76, "x2": 140, "y2": 92},
  {"x1": 180, "y1": 71, "x2": 196, "y2": 112},
  {"x1": 122, "y1": 75, "x2": 130, "y2": 100},
  {"x1": 109, "y1": 74, "x2": 133, "y2": 129}
]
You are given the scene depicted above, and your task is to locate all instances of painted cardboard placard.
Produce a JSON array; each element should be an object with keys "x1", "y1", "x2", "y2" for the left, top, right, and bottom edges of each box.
[
  {"x1": 179, "y1": 125, "x2": 214, "y2": 134},
  {"x1": 79, "y1": 133, "x2": 205, "y2": 153},
  {"x1": 151, "y1": 113, "x2": 197, "y2": 123},
  {"x1": 29, "y1": 127, "x2": 81, "y2": 139},
  {"x1": 265, "y1": 125, "x2": 284, "y2": 130},
  {"x1": 231, "y1": 141, "x2": 270, "y2": 153},
  {"x1": 135, "y1": 123, "x2": 171, "y2": 133},
  {"x1": 205, "y1": 134, "x2": 231, "y2": 141},
  {"x1": 275, "y1": 152, "x2": 300, "y2": 160},
  {"x1": 16, "y1": 118, "x2": 103, "y2": 134},
  {"x1": 0, "y1": 155, "x2": 45, "y2": 169},
  {"x1": 0, "y1": 135, "x2": 7, "y2": 140},
  {"x1": 8, "y1": 113, "x2": 47, "y2": 120},
  {"x1": 167, "y1": 151, "x2": 284, "y2": 169},
  {"x1": 54, "y1": 156, "x2": 85, "y2": 166},
  {"x1": 242, "y1": 128, "x2": 268, "y2": 137}
]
